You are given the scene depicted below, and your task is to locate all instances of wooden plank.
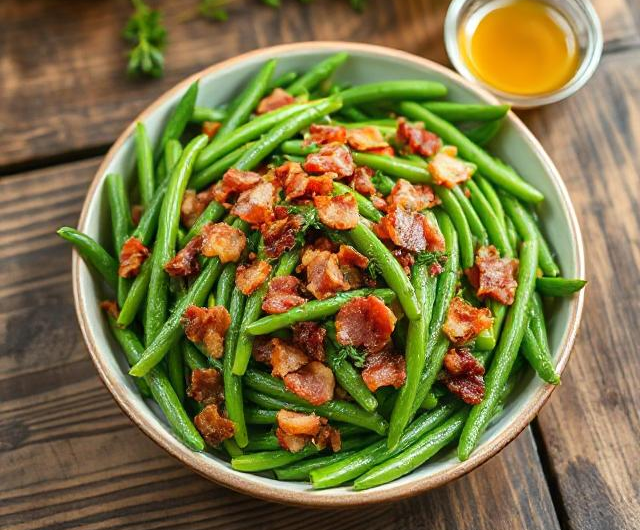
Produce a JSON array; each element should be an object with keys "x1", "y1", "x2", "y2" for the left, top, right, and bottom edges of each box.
[
  {"x1": 521, "y1": 49, "x2": 640, "y2": 530},
  {"x1": 0, "y1": 159, "x2": 560, "y2": 529},
  {"x1": 0, "y1": 0, "x2": 638, "y2": 170}
]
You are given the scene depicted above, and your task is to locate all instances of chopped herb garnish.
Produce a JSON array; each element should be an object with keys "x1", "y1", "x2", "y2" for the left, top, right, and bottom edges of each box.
[{"x1": 123, "y1": 0, "x2": 167, "y2": 78}]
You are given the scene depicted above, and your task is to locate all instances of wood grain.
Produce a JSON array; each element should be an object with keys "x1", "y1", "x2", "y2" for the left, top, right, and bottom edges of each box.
[
  {"x1": 0, "y1": 159, "x2": 560, "y2": 529},
  {"x1": 0, "y1": 0, "x2": 639, "y2": 171}
]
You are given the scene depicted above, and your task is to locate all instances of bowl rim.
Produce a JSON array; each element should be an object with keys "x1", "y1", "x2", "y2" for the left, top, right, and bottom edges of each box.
[{"x1": 73, "y1": 41, "x2": 585, "y2": 507}]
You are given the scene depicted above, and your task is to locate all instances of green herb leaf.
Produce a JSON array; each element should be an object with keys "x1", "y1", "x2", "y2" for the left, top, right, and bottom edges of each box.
[
  {"x1": 414, "y1": 250, "x2": 448, "y2": 270},
  {"x1": 335, "y1": 344, "x2": 367, "y2": 368},
  {"x1": 123, "y1": 0, "x2": 167, "y2": 78},
  {"x1": 371, "y1": 171, "x2": 395, "y2": 196}
]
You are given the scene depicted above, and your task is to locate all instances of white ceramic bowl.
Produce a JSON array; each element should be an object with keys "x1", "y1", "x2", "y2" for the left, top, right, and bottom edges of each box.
[{"x1": 73, "y1": 42, "x2": 584, "y2": 507}]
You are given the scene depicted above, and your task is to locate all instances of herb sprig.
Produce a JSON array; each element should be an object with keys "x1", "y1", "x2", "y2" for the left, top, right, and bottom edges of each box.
[{"x1": 123, "y1": 0, "x2": 167, "y2": 78}]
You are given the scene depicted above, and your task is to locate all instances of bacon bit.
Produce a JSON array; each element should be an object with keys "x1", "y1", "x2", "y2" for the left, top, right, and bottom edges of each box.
[
  {"x1": 100, "y1": 300, "x2": 120, "y2": 320},
  {"x1": 292, "y1": 322, "x2": 326, "y2": 362},
  {"x1": 346, "y1": 127, "x2": 390, "y2": 151},
  {"x1": 397, "y1": 117, "x2": 442, "y2": 157},
  {"x1": 181, "y1": 305, "x2": 231, "y2": 359},
  {"x1": 466, "y1": 245, "x2": 519, "y2": 305},
  {"x1": 277, "y1": 410, "x2": 322, "y2": 436},
  {"x1": 276, "y1": 428, "x2": 308, "y2": 453},
  {"x1": 131, "y1": 204, "x2": 144, "y2": 226},
  {"x1": 304, "y1": 143, "x2": 355, "y2": 178},
  {"x1": 442, "y1": 297, "x2": 493, "y2": 345},
  {"x1": 371, "y1": 195, "x2": 387, "y2": 211},
  {"x1": 377, "y1": 207, "x2": 445, "y2": 253},
  {"x1": 278, "y1": 160, "x2": 334, "y2": 201},
  {"x1": 262, "y1": 276, "x2": 307, "y2": 314},
  {"x1": 367, "y1": 145, "x2": 395, "y2": 157},
  {"x1": 361, "y1": 346, "x2": 407, "y2": 392},
  {"x1": 235, "y1": 260, "x2": 272, "y2": 295},
  {"x1": 443, "y1": 347, "x2": 485, "y2": 376},
  {"x1": 314, "y1": 424, "x2": 341, "y2": 452},
  {"x1": 187, "y1": 368, "x2": 224, "y2": 405},
  {"x1": 440, "y1": 348, "x2": 486, "y2": 404},
  {"x1": 222, "y1": 168, "x2": 262, "y2": 193},
  {"x1": 252, "y1": 337, "x2": 275, "y2": 365},
  {"x1": 335, "y1": 295, "x2": 397, "y2": 353},
  {"x1": 257, "y1": 88, "x2": 295, "y2": 115},
  {"x1": 309, "y1": 236, "x2": 338, "y2": 253},
  {"x1": 443, "y1": 373, "x2": 485, "y2": 405},
  {"x1": 181, "y1": 189, "x2": 211, "y2": 228},
  {"x1": 340, "y1": 265, "x2": 364, "y2": 289},
  {"x1": 314, "y1": 194, "x2": 359, "y2": 230},
  {"x1": 387, "y1": 179, "x2": 440, "y2": 211},
  {"x1": 271, "y1": 338, "x2": 310, "y2": 378},
  {"x1": 231, "y1": 181, "x2": 276, "y2": 225},
  {"x1": 430, "y1": 262, "x2": 444, "y2": 276},
  {"x1": 350, "y1": 166, "x2": 376, "y2": 196},
  {"x1": 304, "y1": 250, "x2": 350, "y2": 300},
  {"x1": 284, "y1": 361, "x2": 335, "y2": 406},
  {"x1": 118, "y1": 236, "x2": 150, "y2": 278},
  {"x1": 261, "y1": 214, "x2": 303, "y2": 260},
  {"x1": 428, "y1": 152, "x2": 474, "y2": 188},
  {"x1": 202, "y1": 121, "x2": 222, "y2": 138},
  {"x1": 164, "y1": 235, "x2": 203, "y2": 277},
  {"x1": 194, "y1": 404, "x2": 235, "y2": 446},
  {"x1": 337, "y1": 244, "x2": 369, "y2": 269},
  {"x1": 275, "y1": 161, "x2": 305, "y2": 186},
  {"x1": 308, "y1": 124, "x2": 347, "y2": 145},
  {"x1": 200, "y1": 222, "x2": 247, "y2": 263},
  {"x1": 392, "y1": 248, "x2": 415, "y2": 275}
]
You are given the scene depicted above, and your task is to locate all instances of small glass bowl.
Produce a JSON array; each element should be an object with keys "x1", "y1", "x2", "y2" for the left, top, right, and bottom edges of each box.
[{"x1": 444, "y1": 0, "x2": 603, "y2": 108}]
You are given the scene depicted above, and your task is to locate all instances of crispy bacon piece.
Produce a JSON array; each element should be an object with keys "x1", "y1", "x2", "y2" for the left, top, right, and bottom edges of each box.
[
  {"x1": 292, "y1": 322, "x2": 326, "y2": 362},
  {"x1": 442, "y1": 297, "x2": 493, "y2": 345},
  {"x1": 222, "y1": 168, "x2": 262, "y2": 192},
  {"x1": 443, "y1": 347, "x2": 485, "y2": 376},
  {"x1": 377, "y1": 207, "x2": 445, "y2": 253},
  {"x1": 387, "y1": 179, "x2": 439, "y2": 211},
  {"x1": 350, "y1": 166, "x2": 376, "y2": 196},
  {"x1": 284, "y1": 361, "x2": 335, "y2": 406},
  {"x1": 367, "y1": 145, "x2": 395, "y2": 157},
  {"x1": 428, "y1": 152, "x2": 474, "y2": 189},
  {"x1": 278, "y1": 161, "x2": 334, "y2": 201},
  {"x1": 187, "y1": 368, "x2": 224, "y2": 405},
  {"x1": 100, "y1": 300, "x2": 120, "y2": 320},
  {"x1": 304, "y1": 143, "x2": 355, "y2": 178},
  {"x1": 277, "y1": 410, "x2": 322, "y2": 436},
  {"x1": 335, "y1": 295, "x2": 397, "y2": 353},
  {"x1": 118, "y1": 236, "x2": 150, "y2": 278},
  {"x1": 397, "y1": 117, "x2": 442, "y2": 157},
  {"x1": 257, "y1": 88, "x2": 295, "y2": 115},
  {"x1": 271, "y1": 338, "x2": 310, "y2": 378},
  {"x1": 314, "y1": 424, "x2": 341, "y2": 452},
  {"x1": 337, "y1": 244, "x2": 369, "y2": 269},
  {"x1": 361, "y1": 346, "x2": 406, "y2": 392},
  {"x1": 200, "y1": 222, "x2": 247, "y2": 263},
  {"x1": 275, "y1": 161, "x2": 305, "y2": 186},
  {"x1": 131, "y1": 204, "x2": 144, "y2": 226},
  {"x1": 440, "y1": 348, "x2": 485, "y2": 404},
  {"x1": 303, "y1": 249, "x2": 350, "y2": 300},
  {"x1": 262, "y1": 275, "x2": 307, "y2": 314},
  {"x1": 231, "y1": 181, "x2": 276, "y2": 225},
  {"x1": 181, "y1": 305, "x2": 231, "y2": 359},
  {"x1": 235, "y1": 260, "x2": 272, "y2": 295},
  {"x1": 181, "y1": 189, "x2": 212, "y2": 228},
  {"x1": 194, "y1": 404, "x2": 235, "y2": 446},
  {"x1": 391, "y1": 248, "x2": 415, "y2": 275},
  {"x1": 261, "y1": 213, "x2": 303, "y2": 259},
  {"x1": 466, "y1": 245, "x2": 519, "y2": 305},
  {"x1": 202, "y1": 121, "x2": 222, "y2": 138},
  {"x1": 252, "y1": 337, "x2": 275, "y2": 365},
  {"x1": 276, "y1": 428, "x2": 308, "y2": 453},
  {"x1": 371, "y1": 195, "x2": 387, "y2": 211},
  {"x1": 308, "y1": 124, "x2": 347, "y2": 145},
  {"x1": 314, "y1": 194, "x2": 359, "y2": 230},
  {"x1": 346, "y1": 126, "x2": 390, "y2": 152},
  {"x1": 164, "y1": 235, "x2": 203, "y2": 277}
]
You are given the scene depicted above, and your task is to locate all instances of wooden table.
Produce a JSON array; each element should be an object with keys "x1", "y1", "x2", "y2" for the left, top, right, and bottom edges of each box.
[{"x1": 1, "y1": 1, "x2": 638, "y2": 528}]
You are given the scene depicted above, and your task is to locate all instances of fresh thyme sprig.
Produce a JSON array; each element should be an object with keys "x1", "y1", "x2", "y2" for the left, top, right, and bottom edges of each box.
[{"x1": 123, "y1": 0, "x2": 167, "y2": 78}]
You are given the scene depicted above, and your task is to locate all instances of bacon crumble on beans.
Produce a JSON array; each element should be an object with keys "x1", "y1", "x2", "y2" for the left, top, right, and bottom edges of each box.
[
  {"x1": 337, "y1": 244, "x2": 369, "y2": 269},
  {"x1": 302, "y1": 249, "x2": 350, "y2": 300},
  {"x1": 271, "y1": 338, "x2": 310, "y2": 378},
  {"x1": 194, "y1": 405, "x2": 235, "y2": 446},
  {"x1": 118, "y1": 236, "x2": 150, "y2": 278},
  {"x1": 376, "y1": 207, "x2": 445, "y2": 253},
  {"x1": 349, "y1": 166, "x2": 377, "y2": 196},
  {"x1": 387, "y1": 179, "x2": 440, "y2": 211},
  {"x1": 100, "y1": 300, "x2": 120, "y2": 320},
  {"x1": 200, "y1": 222, "x2": 247, "y2": 263},
  {"x1": 361, "y1": 345, "x2": 407, "y2": 392},
  {"x1": 292, "y1": 322, "x2": 326, "y2": 362},
  {"x1": 181, "y1": 305, "x2": 231, "y2": 359},
  {"x1": 346, "y1": 126, "x2": 390, "y2": 152},
  {"x1": 397, "y1": 117, "x2": 442, "y2": 157},
  {"x1": 262, "y1": 275, "x2": 308, "y2": 314},
  {"x1": 439, "y1": 347, "x2": 486, "y2": 404},
  {"x1": 442, "y1": 297, "x2": 493, "y2": 345},
  {"x1": 335, "y1": 295, "x2": 397, "y2": 353},
  {"x1": 303, "y1": 143, "x2": 355, "y2": 178},
  {"x1": 231, "y1": 181, "x2": 277, "y2": 225},
  {"x1": 261, "y1": 212, "x2": 303, "y2": 259},
  {"x1": 187, "y1": 368, "x2": 224, "y2": 405},
  {"x1": 235, "y1": 260, "x2": 272, "y2": 295},
  {"x1": 277, "y1": 410, "x2": 322, "y2": 436},
  {"x1": 202, "y1": 121, "x2": 222, "y2": 138},
  {"x1": 314, "y1": 194, "x2": 359, "y2": 230},
  {"x1": 428, "y1": 152, "x2": 474, "y2": 188},
  {"x1": 284, "y1": 361, "x2": 336, "y2": 406},
  {"x1": 252, "y1": 336, "x2": 275, "y2": 365},
  {"x1": 307, "y1": 124, "x2": 347, "y2": 145},
  {"x1": 465, "y1": 245, "x2": 519, "y2": 305},
  {"x1": 164, "y1": 235, "x2": 203, "y2": 277},
  {"x1": 256, "y1": 88, "x2": 295, "y2": 115}
]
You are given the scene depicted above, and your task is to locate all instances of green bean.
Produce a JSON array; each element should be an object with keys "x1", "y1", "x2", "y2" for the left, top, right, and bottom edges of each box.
[
  {"x1": 475, "y1": 301, "x2": 507, "y2": 351},
  {"x1": 332, "y1": 181, "x2": 382, "y2": 222},
  {"x1": 352, "y1": 152, "x2": 431, "y2": 184},
  {"x1": 339, "y1": 106, "x2": 370, "y2": 122},
  {"x1": 464, "y1": 179, "x2": 512, "y2": 256},
  {"x1": 475, "y1": 174, "x2": 506, "y2": 228},
  {"x1": 279, "y1": 140, "x2": 318, "y2": 156},
  {"x1": 167, "y1": 343, "x2": 185, "y2": 402},
  {"x1": 339, "y1": 81, "x2": 447, "y2": 107},
  {"x1": 145, "y1": 134, "x2": 209, "y2": 346},
  {"x1": 131, "y1": 179, "x2": 168, "y2": 247},
  {"x1": 354, "y1": 407, "x2": 468, "y2": 490},
  {"x1": 116, "y1": 258, "x2": 152, "y2": 327},
  {"x1": 349, "y1": 221, "x2": 421, "y2": 320},
  {"x1": 215, "y1": 262, "x2": 237, "y2": 310},
  {"x1": 246, "y1": 287, "x2": 396, "y2": 335},
  {"x1": 57, "y1": 227, "x2": 118, "y2": 290},
  {"x1": 410, "y1": 210, "x2": 459, "y2": 415},
  {"x1": 232, "y1": 444, "x2": 319, "y2": 472},
  {"x1": 155, "y1": 81, "x2": 198, "y2": 162},
  {"x1": 182, "y1": 340, "x2": 209, "y2": 371},
  {"x1": 458, "y1": 239, "x2": 538, "y2": 460},
  {"x1": 164, "y1": 139, "x2": 183, "y2": 176},
  {"x1": 242, "y1": 375, "x2": 388, "y2": 435},
  {"x1": 178, "y1": 201, "x2": 226, "y2": 248},
  {"x1": 452, "y1": 185, "x2": 488, "y2": 246},
  {"x1": 287, "y1": 53, "x2": 348, "y2": 96},
  {"x1": 213, "y1": 59, "x2": 276, "y2": 144},
  {"x1": 325, "y1": 326, "x2": 378, "y2": 412},
  {"x1": 233, "y1": 98, "x2": 343, "y2": 172},
  {"x1": 521, "y1": 321, "x2": 560, "y2": 384},
  {"x1": 191, "y1": 106, "x2": 227, "y2": 124},
  {"x1": 420, "y1": 391, "x2": 439, "y2": 410},
  {"x1": 135, "y1": 123, "x2": 155, "y2": 207},
  {"x1": 275, "y1": 450, "x2": 359, "y2": 481},
  {"x1": 506, "y1": 216, "x2": 519, "y2": 251},
  {"x1": 190, "y1": 143, "x2": 251, "y2": 191},
  {"x1": 310, "y1": 399, "x2": 460, "y2": 489},
  {"x1": 105, "y1": 173, "x2": 133, "y2": 308},
  {"x1": 332, "y1": 119, "x2": 397, "y2": 129},
  {"x1": 107, "y1": 316, "x2": 204, "y2": 451},
  {"x1": 245, "y1": 430, "x2": 280, "y2": 451},
  {"x1": 245, "y1": 407, "x2": 278, "y2": 425},
  {"x1": 529, "y1": 293, "x2": 549, "y2": 355},
  {"x1": 465, "y1": 119, "x2": 504, "y2": 146},
  {"x1": 268, "y1": 71, "x2": 299, "y2": 91},
  {"x1": 423, "y1": 102, "x2": 510, "y2": 122},
  {"x1": 536, "y1": 277, "x2": 587, "y2": 297},
  {"x1": 222, "y1": 438, "x2": 243, "y2": 458},
  {"x1": 435, "y1": 186, "x2": 475, "y2": 269},
  {"x1": 195, "y1": 102, "x2": 311, "y2": 171},
  {"x1": 398, "y1": 102, "x2": 544, "y2": 203},
  {"x1": 224, "y1": 280, "x2": 249, "y2": 447},
  {"x1": 387, "y1": 252, "x2": 438, "y2": 449}
]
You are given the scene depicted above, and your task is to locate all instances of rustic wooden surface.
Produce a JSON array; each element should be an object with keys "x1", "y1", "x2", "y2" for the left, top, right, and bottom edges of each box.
[{"x1": 0, "y1": 0, "x2": 638, "y2": 528}]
